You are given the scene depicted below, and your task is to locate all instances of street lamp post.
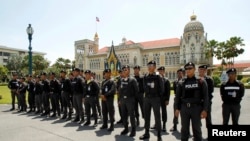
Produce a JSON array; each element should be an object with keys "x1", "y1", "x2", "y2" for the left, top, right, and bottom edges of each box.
[{"x1": 26, "y1": 24, "x2": 34, "y2": 75}]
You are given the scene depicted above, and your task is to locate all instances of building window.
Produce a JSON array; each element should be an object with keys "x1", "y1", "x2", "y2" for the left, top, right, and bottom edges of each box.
[
  {"x1": 153, "y1": 53, "x2": 160, "y2": 65},
  {"x1": 176, "y1": 52, "x2": 180, "y2": 64},
  {"x1": 165, "y1": 53, "x2": 169, "y2": 65}
]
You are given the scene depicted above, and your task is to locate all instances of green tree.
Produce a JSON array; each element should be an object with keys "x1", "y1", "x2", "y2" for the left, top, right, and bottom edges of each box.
[
  {"x1": 22, "y1": 55, "x2": 50, "y2": 75},
  {"x1": 52, "y1": 57, "x2": 72, "y2": 70},
  {"x1": 0, "y1": 65, "x2": 9, "y2": 82},
  {"x1": 224, "y1": 36, "x2": 245, "y2": 68},
  {"x1": 5, "y1": 54, "x2": 23, "y2": 74}
]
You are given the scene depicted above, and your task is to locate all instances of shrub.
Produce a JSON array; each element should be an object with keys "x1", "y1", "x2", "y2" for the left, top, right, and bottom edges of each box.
[{"x1": 212, "y1": 75, "x2": 221, "y2": 87}]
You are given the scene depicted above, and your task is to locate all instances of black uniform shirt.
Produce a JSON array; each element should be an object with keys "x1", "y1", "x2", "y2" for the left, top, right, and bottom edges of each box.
[
  {"x1": 101, "y1": 79, "x2": 116, "y2": 97},
  {"x1": 119, "y1": 77, "x2": 139, "y2": 99},
  {"x1": 143, "y1": 73, "x2": 164, "y2": 97},
  {"x1": 8, "y1": 79, "x2": 18, "y2": 90},
  {"x1": 174, "y1": 76, "x2": 209, "y2": 111},
  {"x1": 220, "y1": 80, "x2": 244, "y2": 104},
  {"x1": 27, "y1": 80, "x2": 35, "y2": 93},
  {"x1": 85, "y1": 80, "x2": 100, "y2": 97}
]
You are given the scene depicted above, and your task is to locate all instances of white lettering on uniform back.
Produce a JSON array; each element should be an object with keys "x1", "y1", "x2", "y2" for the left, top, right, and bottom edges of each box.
[{"x1": 224, "y1": 86, "x2": 240, "y2": 90}]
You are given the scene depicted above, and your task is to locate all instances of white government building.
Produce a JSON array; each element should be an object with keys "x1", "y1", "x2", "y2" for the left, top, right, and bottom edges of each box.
[{"x1": 74, "y1": 14, "x2": 213, "y2": 81}]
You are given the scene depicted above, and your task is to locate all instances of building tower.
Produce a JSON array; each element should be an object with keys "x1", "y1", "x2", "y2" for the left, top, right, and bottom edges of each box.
[
  {"x1": 93, "y1": 32, "x2": 99, "y2": 54},
  {"x1": 180, "y1": 14, "x2": 212, "y2": 67}
]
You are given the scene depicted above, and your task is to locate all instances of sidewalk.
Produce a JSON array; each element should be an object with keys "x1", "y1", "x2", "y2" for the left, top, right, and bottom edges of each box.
[{"x1": 0, "y1": 88, "x2": 249, "y2": 141}]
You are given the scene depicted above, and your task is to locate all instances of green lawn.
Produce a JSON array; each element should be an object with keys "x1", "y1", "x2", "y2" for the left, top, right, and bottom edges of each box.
[
  {"x1": 0, "y1": 85, "x2": 175, "y2": 104},
  {"x1": 0, "y1": 86, "x2": 11, "y2": 104}
]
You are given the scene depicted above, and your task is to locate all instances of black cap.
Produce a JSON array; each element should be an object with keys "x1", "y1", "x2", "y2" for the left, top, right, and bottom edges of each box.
[
  {"x1": 118, "y1": 70, "x2": 122, "y2": 73},
  {"x1": 73, "y1": 68, "x2": 80, "y2": 72},
  {"x1": 226, "y1": 68, "x2": 237, "y2": 74},
  {"x1": 35, "y1": 75, "x2": 40, "y2": 79},
  {"x1": 177, "y1": 68, "x2": 184, "y2": 72},
  {"x1": 198, "y1": 65, "x2": 208, "y2": 69},
  {"x1": 84, "y1": 70, "x2": 91, "y2": 74},
  {"x1": 133, "y1": 65, "x2": 140, "y2": 69},
  {"x1": 104, "y1": 69, "x2": 111, "y2": 73},
  {"x1": 184, "y1": 62, "x2": 195, "y2": 69},
  {"x1": 147, "y1": 60, "x2": 156, "y2": 66},
  {"x1": 60, "y1": 70, "x2": 66, "y2": 73},
  {"x1": 91, "y1": 72, "x2": 96, "y2": 75},
  {"x1": 40, "y1": 72, "x2": 47, "y2": 75},
  {"x1": 157, "y1": 66, "x2": 165, "y2": 71},
  {"x1": 122, "y1": 65, "x2": 130, "y2": 70},
  {"x1": 80, "y1": 69, "x2": 84, "y2": 73}
]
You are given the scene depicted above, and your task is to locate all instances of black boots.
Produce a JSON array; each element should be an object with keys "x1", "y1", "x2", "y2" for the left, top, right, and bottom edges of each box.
[
  {"x1": 157, "y1": 131, "x2": 162, "y2": 141},
  {"x1": 170, "y1": 124, "x2": 177, "y2": 131},
  {"x1": 139, "y1": 129, "x2": 150, "y2": 140},
  {"x1": 129, "y1": 127, "x2": 136, "y2": 137},
  {"x1": 162, "y1": 123, "x2": 166, "y2": 132}
]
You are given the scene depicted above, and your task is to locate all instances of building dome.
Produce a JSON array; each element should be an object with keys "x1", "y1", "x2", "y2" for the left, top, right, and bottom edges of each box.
[{"x1": 184, "y1": 14, "x2": 204, "y2": 33}]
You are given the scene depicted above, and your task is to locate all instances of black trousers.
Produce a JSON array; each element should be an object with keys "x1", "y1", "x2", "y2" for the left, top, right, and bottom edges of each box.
[
  {"x1": 42, "y1": 92, "x2": 50, "y2": 114},
  {"x1": 135, "y1": 93, "x2": 144, "y2": 119},
  {"x1": 35, "y1": 94, "x2": 42, "y2": 112},
  {"x1": 180, "y1": 104, "x2": 202, "y2": 141},
  {"x1": 19, "y1": 92, "x2": 27, "y2": 110},
  {"x1": 101, "y1": 97, "x2": 114, "y2": 126},
  {"x1": 160, "y1": 99, "x2": 167, "y2": 123},
  {"x1": 84, "y1": 96, "x2": 97, "y2": 121},
  {"x1": 10, "y1": 89, "x2": 17, "y2": 109},
  {"x1": 51, "y1": 93, "x2": 60, "y2": 115},
  {"x1": 61, "y1": 91, "x2": 72, "y2": 116},
  {"x1": 172, "y1": 103, "x2": 179, "y2": 125},
  {"x1": 117, "y1": 97, "x2": 122, "y2": 120},
  {"x1": 28, "y1": 92, "x2": 35, "y2": 110},
  {"x1": 206, "y1": 101, "x2": 212, "y2": 127},
  {"x1": 121, "y1": 98, "x2": 136, "y2": 129},
  {"x1": 222, "y1": 103, "x2": 241, "y2": 125},
  {"x1": 73, "y1": 94, "x2": 84, "y2": 119},
  {"x1": 144, "y1": 97, "x2": 161, "y2": 132}
]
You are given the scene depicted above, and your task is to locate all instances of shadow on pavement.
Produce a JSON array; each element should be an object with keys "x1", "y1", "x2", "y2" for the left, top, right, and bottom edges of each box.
[
  {"x1": 171, "y1": 130, "x2": 181, "y2": 140},
  {"x1": 95, "y1": 129, "x2": 112, "y2": 136},
  {"x1": 51, "y1": 119, "x2": 68, "y2": 124},
  {"x1": 64, "y1": 122, "x2": 80, "y2": 127},
  {"x1": 76, "y1": 124, "x2": 96, "y2": 131},
  {"x1": 114, "y1": 134, "x2": 135, "y2": 141}
]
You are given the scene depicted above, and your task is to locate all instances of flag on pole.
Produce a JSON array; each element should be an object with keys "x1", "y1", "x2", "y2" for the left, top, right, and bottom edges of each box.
[{"x1": 96, "y1": 17, "x2": 100, "y2": 22}]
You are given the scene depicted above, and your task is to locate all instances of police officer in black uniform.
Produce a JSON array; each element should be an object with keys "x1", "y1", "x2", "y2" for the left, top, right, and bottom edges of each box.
[
  {"x1": 34, "y1": 75, "x2": 43, "y2": 114},
  {"x1": 119, "y1": 65, "x2": 139, "y2": 137},
  {"x1": 17, "y1": 77, "x2": 28, "y2": 112},
  {"x1": 91, "y1": 72, "x2": 102, "y2": 118},
  {"x1": 170, "y1": 68, "x2": 184, "y2": 131},
  {"x1": 174, "y1": 62, "x2": 208, "y2": 141},
  {"x1": 49, "y1": 72, "x2": 61, "y2": 117},
  {"x1": 26, "y1": 74, "x2": 35, "y2": 113},
  {"x1": 8, "y1": 73, "x2": 18, "y2": 111},
  {"x1": 139, "y1": 60, "x2": 164, "y2": 141},
  {"x1": 60, "y1": 70, "x2": 73, "y2": 120},
  {"x1": 220, "y1": 68, "x2": 245, "y2": 125},
  {"x1": 157, "y1": 66, "x2": 171, "y2": 132},
  {"x1": 83, "y1": 70, "x2": 100, "y2": 126},
  {"x1": 40, "y1": 72, "x2": 51, "y2": 116},
  {"x1": 133, "y1": 65, "x2": 144, "y2": 126},
  {"x1": 198, "y1": 65, "x2": 214, "y2": 135},
  {"x1": 72, "y1": 68, "x2": 85, "y2": 123},
  {"x1": 100, "y1": 69, "x2": 116, "y2": 131}
]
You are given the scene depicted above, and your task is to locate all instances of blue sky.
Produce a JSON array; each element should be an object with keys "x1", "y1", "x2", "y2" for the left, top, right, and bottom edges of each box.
[{"x1": 1, "y1": 0, "x2": 250, "y2": 65}]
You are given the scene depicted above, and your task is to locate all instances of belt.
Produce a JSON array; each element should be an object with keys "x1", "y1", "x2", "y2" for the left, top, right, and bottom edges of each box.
[
  {"x1": 182, "y1": 103, "x2": 201, "y2": 108},
  {"x1": 85, "y1": 95, "x2": 95, "y2": 98}
]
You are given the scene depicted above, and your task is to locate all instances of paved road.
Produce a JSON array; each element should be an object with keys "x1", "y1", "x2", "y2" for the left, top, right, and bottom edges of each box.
[{"x1": 0, "y1": 88, "x2": 249, "y2": 141}]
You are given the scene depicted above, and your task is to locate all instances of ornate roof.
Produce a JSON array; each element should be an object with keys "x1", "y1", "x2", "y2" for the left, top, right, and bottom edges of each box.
[{"x1": 184, "y1": 14, "x2": 204, "y2": 33}]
